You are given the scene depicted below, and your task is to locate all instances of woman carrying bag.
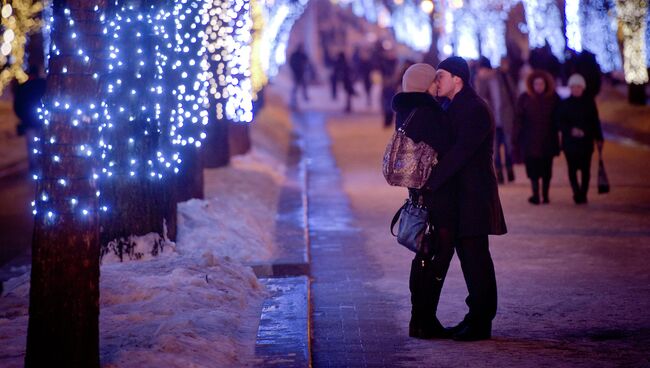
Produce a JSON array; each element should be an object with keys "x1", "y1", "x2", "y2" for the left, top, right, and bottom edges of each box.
[
  {"x1": 556, "y1": 73, "x2": 605, "y2": 204},
  {"x1": 390, "y1": 63, "x2": 457, "y2": 339}
]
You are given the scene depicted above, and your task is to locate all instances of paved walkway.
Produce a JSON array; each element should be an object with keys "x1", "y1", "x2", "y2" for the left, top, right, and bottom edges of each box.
[
  {"x1": 302, "y1": 107, "x2": 650, "y2": 367},
  {"x1": 300, "y1": 111, "x2": 413, "y2": 367}
]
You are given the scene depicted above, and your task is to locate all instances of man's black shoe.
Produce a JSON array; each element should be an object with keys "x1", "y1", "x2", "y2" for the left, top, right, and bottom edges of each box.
[{"x1": 451, "y1": 324, "x2": 491, "y2": 341}]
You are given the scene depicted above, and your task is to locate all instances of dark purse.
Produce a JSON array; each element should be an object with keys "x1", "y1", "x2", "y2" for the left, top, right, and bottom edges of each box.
[
  {"x1": 390, "y1": 195, "x2": 434, "y2": 255},
  {"x1": 597, "y1": 144, "x2": 610, "y2": 194}
]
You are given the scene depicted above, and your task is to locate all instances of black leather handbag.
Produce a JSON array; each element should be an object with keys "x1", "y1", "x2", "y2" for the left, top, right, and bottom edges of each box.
[{"x1": 390, "y1": 195, "x2": 434, "y2": 255}]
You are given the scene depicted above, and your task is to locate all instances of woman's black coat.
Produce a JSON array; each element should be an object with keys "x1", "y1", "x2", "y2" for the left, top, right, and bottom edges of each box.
[
  {"x1": 423, "y1": 87, "x2": 507, "y2": 237},
  {"x1": 555, "y1": 95, "x2": 603, "y2": 155},
  {"x1": 391, "y1": 92, "x2": 457, "y2": 227}
]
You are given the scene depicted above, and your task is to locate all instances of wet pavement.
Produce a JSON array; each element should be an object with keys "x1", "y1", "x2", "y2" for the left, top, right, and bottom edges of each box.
[{"x1": 254, "y1": 277, "x2": 310, "y2": 368}]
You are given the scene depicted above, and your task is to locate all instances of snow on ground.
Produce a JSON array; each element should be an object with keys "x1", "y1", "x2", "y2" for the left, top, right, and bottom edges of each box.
[{"x1": 0, "y1": 92, "x2": 294, "y2": 367}]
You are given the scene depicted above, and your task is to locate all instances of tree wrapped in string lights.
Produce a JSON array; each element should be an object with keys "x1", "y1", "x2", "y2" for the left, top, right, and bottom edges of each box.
[
  {"x1": 615, "y1": 0, "x2": 648, "y2": 105},
  {"x1": 167, "y1": 0, "x2": 210, "y2": 200},
  {"x1": 578, "y1": 0, "x2": 621, "y2": 73},
  {"x1": 98, "y1": 1, "x2": 178, "y2": 253},
  {"x1": 25, "y1": 2, "x2": 104, "y2": 366},
  {"x1": 523, "y1": 0, "x2": 566, "y2": 61}
]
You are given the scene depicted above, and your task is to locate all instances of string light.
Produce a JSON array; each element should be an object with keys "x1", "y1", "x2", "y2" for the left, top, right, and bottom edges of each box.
[
  {"x1": 616, "y1": 0, "x2": 649, "y2": 84},
  {"x1": 34, "y1": 1, "x2": 212, "y2": 223},
  {"x1": 523, "y1": 0, "x2": 566, "y2": 61},
  {"x1": 256, "y1": 0, "x2": 308, "y2": 80},
  {"x1": 204, "y1": 0, "x2": 255, "y2": 123},
  {"x1": 34, "y1": 5, "x2": 102, "y2": 222},
  {"x1": 576, "y1": 0, "x2": 621, "y2": 73},
  {"x1": 565, "y1": 0, "x2": 582, "y2": 52},
  {"x1": 390, "y1": 1, "x2": 431, "y2": 52},
  {"x1": 0, "y1": 0, "x2": 43, "y2": 91}
]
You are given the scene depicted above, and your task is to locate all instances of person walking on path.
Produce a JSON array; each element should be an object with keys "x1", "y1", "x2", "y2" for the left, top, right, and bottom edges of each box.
[
  {"x1": 475, "y1": 56, "x2": 517, "y2": 184},
  {"x1": 424, "y1": 56, "x2": 507, "y2": 341},
  {"x1": 13, "y1": 65, "x2": 46, "y2": 172},
  {"x1": 330, "y1": 52, "x2": 355, "y2": 113},
  {"x1": 556, "y1": 73, "x2": 604, "y2": 204},
  {"x1": 288, "y1": 43, "x2": 312, "y2": 110},
  {"x1": 391, "y1": 63, "x2": 457, "y2": 340},
  {"x1": 513, "y1": 69, "x2": 560, "y2": 205}
]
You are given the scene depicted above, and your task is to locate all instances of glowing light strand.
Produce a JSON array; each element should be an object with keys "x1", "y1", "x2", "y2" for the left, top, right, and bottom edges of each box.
[
  {"x1": 0, "y1": 0, "x2": 43, "y2": 91},
  {"x1": 523, "y1": 0, "x2": 566, "y2": 61},
  {"x1": 34, "y1": 5, "x2": 103, "y2": 221},
  {"x1": 616, "y1": 0, "x2": 649, "y2": 84}
]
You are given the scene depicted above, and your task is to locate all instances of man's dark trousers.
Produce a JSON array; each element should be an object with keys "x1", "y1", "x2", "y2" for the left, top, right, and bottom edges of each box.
[{"x1": 456, "y1": 235, "x2": 497, "y2": 325}]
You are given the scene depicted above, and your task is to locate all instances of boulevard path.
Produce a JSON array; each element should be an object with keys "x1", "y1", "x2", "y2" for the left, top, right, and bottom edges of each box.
[{"x1": 301, "y1": 106, "x2": 650, "y2": 367}]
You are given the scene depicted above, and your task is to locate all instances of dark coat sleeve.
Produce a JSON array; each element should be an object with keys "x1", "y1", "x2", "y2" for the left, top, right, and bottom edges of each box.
[
  {"x1": 590, "y1": 99, "x2": 604, "y2": 141},
  {"x1": 425, "y1": 103, "x2": 491, "y2": 192}
]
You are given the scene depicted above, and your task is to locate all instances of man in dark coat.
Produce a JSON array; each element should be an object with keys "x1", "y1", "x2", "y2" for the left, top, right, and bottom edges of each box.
[
  {"x1": 288, "y1": 43, "x2": 311, "y2": 110},
  {"x1": 425, "y1": 56, "x2": 507, "y2": 341}
]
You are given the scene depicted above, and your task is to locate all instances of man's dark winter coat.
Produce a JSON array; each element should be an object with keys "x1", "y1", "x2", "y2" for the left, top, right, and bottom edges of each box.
[{"x1": 424, "y1": 87, "x2": 507, "y2": 237}]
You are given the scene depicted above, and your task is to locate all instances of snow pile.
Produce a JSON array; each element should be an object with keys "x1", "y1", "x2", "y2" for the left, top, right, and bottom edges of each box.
[{"x1": 99, "y1": 253, "x2": 265, "y2": 367}]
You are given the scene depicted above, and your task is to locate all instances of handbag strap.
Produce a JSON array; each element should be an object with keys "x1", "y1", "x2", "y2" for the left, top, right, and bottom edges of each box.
[
  {"x1": 390, "y1": 201, "x2": 408, "y2": 237},
  {"x1": 398, "y1": 109, "x2": 418, "y2": 132}
]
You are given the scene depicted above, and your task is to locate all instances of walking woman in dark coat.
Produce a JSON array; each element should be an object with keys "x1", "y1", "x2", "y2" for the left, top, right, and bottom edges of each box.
[
  {"x1": 556, "y1": 73, "x2": 604, "y2": 204},
  {"x1": 391, "y1": 63, "x2": 456, "y2": 340},
  {"x1": 513, "y1": 69, "x2": 561, "y2": 204}
]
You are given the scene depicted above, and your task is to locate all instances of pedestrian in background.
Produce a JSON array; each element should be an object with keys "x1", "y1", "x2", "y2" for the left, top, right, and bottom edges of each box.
[
  {"x1": 382, "y1": 59, "x2": 415, "y2": 129},
  {"x1": 426, "y1": 56, "x2": 507, "y2": 341},
  {"x1": 391, "y1": 63, "x2": 456, "y2": 340},
  {"x1": 513, "y1": 70, "x2": 560, "y2": 205},
  {"x1": 288, "y1": 43, "x2": 312, "y2": 110},
  {"x1": 356, "y1": 48, "x2": 374, "y2": 108},
  {"x1": 475, "y1": 56, "x2": 517, "y2": 184},
  {"x1": 379, "y1": 46, "x2": 399, "y2": 127},
  {"x1": 13, "y1": 65, "x2": 46, "y2": 172},
  {"x1": 556, "y1": 73, "x2": 604, "y2": 204},
  {"x1": 330, "y1": 52, "x2": 355, "y2": 113}
]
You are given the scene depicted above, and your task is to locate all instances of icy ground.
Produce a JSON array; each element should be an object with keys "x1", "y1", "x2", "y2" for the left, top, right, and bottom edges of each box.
[{"x1": 0, "y1": 97, "x2": 294, "y2": 367}]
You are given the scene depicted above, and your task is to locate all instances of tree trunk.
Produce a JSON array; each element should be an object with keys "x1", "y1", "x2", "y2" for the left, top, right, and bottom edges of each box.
[
  {"x1": 228, "y1": 122, "x2": 251, "y2": 156},
  {"x1": 99, "y1": 0, "x2": 176, "y2": 251},
  {"x1": 25, "y1": 0, "x2": 104, "y2": 366},
  {"x1": 175, "y1": 145, "x2": 204, "y2": 202},
  {"x1": 202, "y1": 101, "x2": 230, "y2": 168},
  {"x1": 628, "y1": 82, "x2": 647, "y2": 105}
]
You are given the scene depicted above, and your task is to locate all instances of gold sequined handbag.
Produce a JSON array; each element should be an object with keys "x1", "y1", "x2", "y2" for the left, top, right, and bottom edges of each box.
[{"x1": 382, "y1": 109, "x2": 438, "y2": 189}]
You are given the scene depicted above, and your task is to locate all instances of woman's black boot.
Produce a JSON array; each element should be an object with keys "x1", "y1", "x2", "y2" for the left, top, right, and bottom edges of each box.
[{"x1": 409, "y1": 257, "x2": 450, "y2": 339}]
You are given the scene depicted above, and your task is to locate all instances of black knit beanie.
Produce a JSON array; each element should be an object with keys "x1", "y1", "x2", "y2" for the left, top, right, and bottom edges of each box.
[{"x1": 437, "y1": 56, "x2": 470, "y2": 86}]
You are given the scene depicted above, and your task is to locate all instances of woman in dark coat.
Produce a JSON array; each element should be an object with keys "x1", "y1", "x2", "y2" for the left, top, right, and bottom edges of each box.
[
  {"x1": 391, "y1": 63, "x2": 456, "y2": 340},
  {"x1": 513, "y1": 69, "x2": 560, "y2": 204},
  {"x1": 556, "y1": 73, "x2": 604, "y2": 204}
]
